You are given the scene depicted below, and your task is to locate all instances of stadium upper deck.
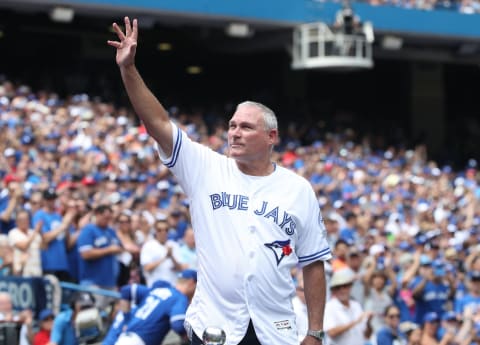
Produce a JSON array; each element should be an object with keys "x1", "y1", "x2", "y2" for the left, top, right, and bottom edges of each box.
[{"x1": 1, "y1": 0, "x2": 479, "y2": 39}]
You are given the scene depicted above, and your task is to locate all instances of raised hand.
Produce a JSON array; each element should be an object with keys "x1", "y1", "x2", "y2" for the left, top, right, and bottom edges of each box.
[{"x1": 107, "y1": 16, "x2": 138, "y2": 68}]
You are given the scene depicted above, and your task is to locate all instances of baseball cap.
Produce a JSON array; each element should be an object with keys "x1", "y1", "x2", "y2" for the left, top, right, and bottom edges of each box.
[
  {"x1": 119, "y1": 284, "x2": 150, "y2": 306},
  {"x1": 69, "y1": 291, "x2": 95, "y2": 309},
  {"x1": 43, "y1": 187, "x2": 57, "y2": 200},
  {"x1": 442, "y1": 311, "x2": 457, "y2": 322},
  {"x1": 468, "y1": 271, "x2": 480, "y2": 281},
  {"x1": 369, "y1": 244, "x2": 385, "y2": 257},
  {"x1": 4, "y1": 147, "x2": 15, "y2": 157},
  {"x1": 38, "y1": 309, "x2": 54, "y2": 321},
  {"x1": 156, "y1": 180, "x2": 170, "y2": 191},
  {"x1": 178, "y1": 269, "x2": 197, "y2": 282},
  {"x1": 423, "y1": 312, "x2": 439, "y2": 324},
  {"x1": 399, "y1": 321, "x2": 419, "y2": 334},
  {"x1": 3, "y1": 174, "x2": 19, "y2": 185},
  {"x1": 420, "y1": 255, "x2": 432, "y2": 266}
]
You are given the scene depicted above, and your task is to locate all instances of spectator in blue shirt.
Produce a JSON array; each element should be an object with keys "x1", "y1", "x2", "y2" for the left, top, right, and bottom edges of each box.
[
  {"x1": 410, "y1": 256, "x2": 452, "y2": 324},
  {"x1": 78, "y1": 204, "x2": 122, "y2": 308},
  {"x1": 33, "y1": 187, "x2": 76, "y2": 281},
  {"x1": 376, "y1": 305, "x2": 403, "y2": 345}
]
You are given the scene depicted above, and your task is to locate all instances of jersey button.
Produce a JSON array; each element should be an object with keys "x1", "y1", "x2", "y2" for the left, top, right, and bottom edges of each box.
[{"x1": 249, "y1": 252, "x2": 255, "y2": 258}]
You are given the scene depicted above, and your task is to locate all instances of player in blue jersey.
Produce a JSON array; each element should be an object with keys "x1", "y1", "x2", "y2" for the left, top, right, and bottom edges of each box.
[
  {"x1": 78, "y1": 205, "x2": 123, "y2": 307},
  {"x1": 114, "y1": 269, "x2": 197, "y2": 345},
  {"x1": 102, "y1": 283, "x2": 150, "y2": 345}
]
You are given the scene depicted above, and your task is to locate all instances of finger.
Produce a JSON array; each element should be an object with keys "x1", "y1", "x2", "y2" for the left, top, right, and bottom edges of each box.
[
  {"x1": 112, "y1": 22, "x2": 126, "y2": 41},
  {"x1": 132, "y1": 18, "x2": 138, "y2": 40},
  {"x1": 107, "y1": 40, "x2": 122, "y2": 48},
  {"x1": 125, "y1": 16, "x2": 131, "y2": 36}
]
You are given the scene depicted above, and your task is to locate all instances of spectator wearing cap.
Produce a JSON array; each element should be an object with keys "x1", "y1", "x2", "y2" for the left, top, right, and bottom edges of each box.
[
  {"x1": 7, "y1": 209, "x2": 43, "y2": 277},
  {"x1": 339, "y1": 212, "x2": 360, "y2": 247},
  {"x1": 33, "y1": 309, "x2": 54, "y2": 345},
  {"x1": 409, "y1": 256, "x2": 453, "y2": 325},
  {"x1": 3, "y1": 147, "x2": 18, "y2": 171},
  {"x1": 398, "y1": 321, "x2": 421, "y2": 345},
  {"x1": 155, "y1": 180, "x2": 171, "y2": 209},
  {"x1": 0, "y1": 173, "x2": 23, "y2": 234},
  {"x1": 376, "y1": 305, "x2": 403, "y2": 345},
  {"x1": 166, "y1": 207, "x2": 189, "y2": 242},
  {"x1": 77, "y1": 204, "x2": 122, "y2": 307},
  {"x1": 420, "y1": 311, "x2": 455, "y2": 345},
  {"x1": 114, "y1": 269, "x2": 197, "y2": 345},
  {"x1": 454, "y1": 271, "x2": 480, "y2": 316},
  {"x1": 324, "y1": 268, "x2": 374, "y2": 345},
  {"x1": 436, "y1": 311, "x2": 459, "y2": 341},
  {"x1": 102, "y1": 283, "x2": 150, "y2": 345},
  {"x1": 33, "y1": 187, "x2": 76, "y2": 281},
  {"x1": 140, "y1": 219, "x2": 185, "y2": 287}
]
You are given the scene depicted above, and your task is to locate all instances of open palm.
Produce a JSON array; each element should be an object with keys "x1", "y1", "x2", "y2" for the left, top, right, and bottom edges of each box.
[{"x1": 107, "y1": 16, "x2": 138, "y2": 67}]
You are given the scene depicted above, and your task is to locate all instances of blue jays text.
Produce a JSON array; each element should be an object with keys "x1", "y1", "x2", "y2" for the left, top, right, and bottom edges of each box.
[{"x1": 209, "y1": 193, "x2": 297, "y2": 235}]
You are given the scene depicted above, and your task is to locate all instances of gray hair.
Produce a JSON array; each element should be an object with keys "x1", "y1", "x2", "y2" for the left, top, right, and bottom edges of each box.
[{"x1": 237, "y1": 101, "x2": 278, "y2": 131}]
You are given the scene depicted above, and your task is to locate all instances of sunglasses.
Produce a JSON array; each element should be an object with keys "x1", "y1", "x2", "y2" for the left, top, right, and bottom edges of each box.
[{"x1": 387, "y1": 314, "x2": 400, "y2": 319}]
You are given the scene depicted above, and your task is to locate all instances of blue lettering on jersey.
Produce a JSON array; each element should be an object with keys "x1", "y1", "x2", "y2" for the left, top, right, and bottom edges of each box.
[{"x1": 209, "y1": 193, "x2": 297, "y2": 235}]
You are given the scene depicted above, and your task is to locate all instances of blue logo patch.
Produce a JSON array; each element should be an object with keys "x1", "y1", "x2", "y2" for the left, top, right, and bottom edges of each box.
[{"x1": 264, "y1": 240, "x2": 293, "y2": 266}]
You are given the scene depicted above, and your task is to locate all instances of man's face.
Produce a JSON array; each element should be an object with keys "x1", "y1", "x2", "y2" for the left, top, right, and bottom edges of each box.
[{"x1": 227, "y1": 104, "x2": 276, "y2": 163}]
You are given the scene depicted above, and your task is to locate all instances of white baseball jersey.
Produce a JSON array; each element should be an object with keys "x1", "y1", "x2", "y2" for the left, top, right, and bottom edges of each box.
[{"x1": 157, "y1": 122, "x2": 332, "y2": 345}]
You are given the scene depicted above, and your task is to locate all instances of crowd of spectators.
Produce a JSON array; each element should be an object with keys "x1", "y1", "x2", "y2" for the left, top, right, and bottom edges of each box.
[
  {"x1": 326, "y1": 0, "x2": 480, "y2": 14},
  {"x1": 0, "y1": 76, "x2": 479, "y2": 345}
]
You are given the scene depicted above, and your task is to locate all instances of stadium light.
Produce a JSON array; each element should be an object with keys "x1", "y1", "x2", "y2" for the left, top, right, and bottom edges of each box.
[
  {"x1": 225, "y1": 23, "x2": 253, "y2": 38},
  {"x1": 157, "y1": 42, "x2": 172, "y2": 51},
  {"x1": 49, "y1": 7, "x2": 75, "y2": 23},
  {"x1": 186, "y1": 66, "x2": 202, "y2": 74},
  {"x1": 381, "y1": 35, "x2": 403, "y2": 50}
]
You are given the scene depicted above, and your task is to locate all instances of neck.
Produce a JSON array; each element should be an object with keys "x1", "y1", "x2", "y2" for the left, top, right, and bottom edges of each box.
[{"x1": 235, "y1": 160, "x2": 274, "y2": 176}]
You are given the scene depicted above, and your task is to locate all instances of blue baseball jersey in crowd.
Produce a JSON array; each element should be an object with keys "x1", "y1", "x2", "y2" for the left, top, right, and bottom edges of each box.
[
  {"x1": 33, "y1": 209, "x2": 69, "y2": 271},
  {"x1": 455, "y1": 294, "x2": 480, "y2": 315},
  {"x1": 376, "y1": 326, "x2": 404, "y2": 345},
  {"x1": 50, "y1": 309, "x2": 78, "y2": 345},
  {"x1": 409, "y1": 276, "x2": 450, "y2": 324},
  {"x1": 123, "y1": 284, "x2": 188, "y2": 345},
  {"x1": 77, "y1": 223, "x2": 120, "y2": 287}
]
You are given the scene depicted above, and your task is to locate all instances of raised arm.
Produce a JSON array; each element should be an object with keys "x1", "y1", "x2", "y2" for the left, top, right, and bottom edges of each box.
[{"x1": 107, "y1": 16, "x2": 173, "y2": 156}]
